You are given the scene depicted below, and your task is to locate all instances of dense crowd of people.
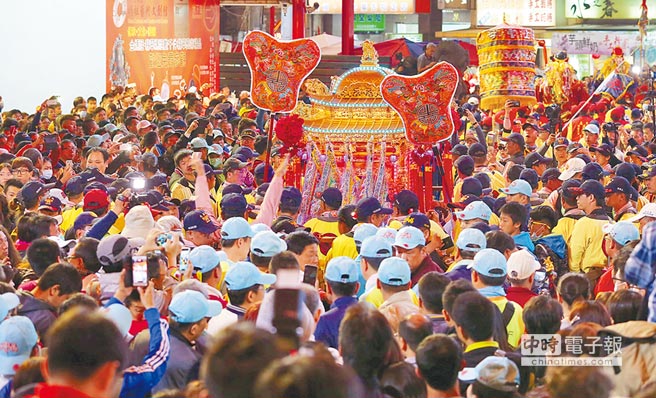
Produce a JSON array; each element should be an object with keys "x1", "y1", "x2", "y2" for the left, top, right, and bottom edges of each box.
[{"x1": 0, "y1": 77, "x2": 656, "y2": 398}]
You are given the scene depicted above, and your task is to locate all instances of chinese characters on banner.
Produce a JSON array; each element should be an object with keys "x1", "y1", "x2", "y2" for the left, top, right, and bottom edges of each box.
[
  {"x1": 315, "y1": 0, "x2": 415, "y2": 14},
  {"x1": 565, "y1": 0, "x2": 656, "y2": 19},
  {"x1": 106, "y1": 0, "x2": 219, "y2": 95},
  {"x1": 552, "y1": 32, "x2": 642, "y2": 55},
  {"x1": 476, "y1": 0, "x2": 555, "y2": 27}
]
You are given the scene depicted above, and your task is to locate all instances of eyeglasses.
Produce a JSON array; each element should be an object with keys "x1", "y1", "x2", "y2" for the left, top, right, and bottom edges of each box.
[
  {"x1": 11, "y1": 168, "x2": 30, "y2": 175},
  {"x1": 529, "y1": 220, "x2": 550, "y2": 229}
]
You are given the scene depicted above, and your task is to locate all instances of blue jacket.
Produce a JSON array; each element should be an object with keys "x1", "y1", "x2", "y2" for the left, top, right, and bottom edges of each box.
[
  {"x1": 314, "y1": 296, "x2": 358, "y2": 349},
  {"x1": 513, "y1": 231, "x2": 535, "y2": 252},
  {"x1": 120, "y1": 307, "x2": 170, "y2": 398}
]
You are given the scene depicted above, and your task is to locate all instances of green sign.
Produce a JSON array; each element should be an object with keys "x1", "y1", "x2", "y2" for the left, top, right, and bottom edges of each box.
[
  {"x1": 354, "y1": 14, "x2": 386, "y2": 32},
  {"x1": 566, "y1": 0, "x2": 656, "y2": 19}
]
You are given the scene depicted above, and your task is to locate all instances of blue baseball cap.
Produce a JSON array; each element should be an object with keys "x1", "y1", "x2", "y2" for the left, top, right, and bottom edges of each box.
[
  {"x1": 450, "y1": 144, "x2": 468, "y2": 156},
  {"x1": 404, "y1": 212, "x2": 431, "y2": 230},
  {"x1": 221, "y1": 217, "x2": 255, "y2": 240},
  {"x1": 454, "y1": 201, "x2": 492, "y2": 222},
  {"x1": 461, "y1": 177, "x2": 483, "y2": 197},
  {"x1": 519, "y1": 169, "x2": 539, "y2": 189},
  {"x1": 605, "y1": 176, "x2": 632, "y2": 196},
  {"x1": 222, "y1": 183, "x2": 253, "y2": 196},
  {"x1": 468, "y1": 143, "x2": 487, "y2": 158},
  {"x1": 280, "y1": 187, "x2": 302, "y2": 209},
  {"x1": 355, "y1": 197, "x2": 393, "y2": 218},
  {"x1": 251, "y1": 223, "x2": 271, "y2": 234},
  {"x1": 499, "y1": 179, "x2": 532, "y2": 197},
  {"x1": 325, "y1": 257, "x2": 359, "y2": 283},
  {"x1": 602, "y1": 222, "x2": 640, "y2": 246},
  {"x1": 0, "y1": 292, "x2": 20, "y2": 322},
  {"x1": 251, "y1": 230, "x2": 287, "y2": 257},
  {"x1": 220, "y1": 193, "x2": 252, "y2": 216},
  {"x1": 353, "y1": 223, "x2": 378, "y2": 246},
  {"x1": 73, "y1": 212, "x2": 97, "y2": 232},
  {"x1": 456, "y1": 228, "x2": 487, "y2": 252},
  {"x1": 103, "y1": 304, "x2": 133, "y2": 338},
  {"x1": 38, "y1": 195, "x2": 63, "y2": 212},
  {"x1": 393, "y1": 226, "x2": 426, "y2": 250},
  {"x1": 64, "y1": 175, "x2": 86, "y2": 196},
  {"x1": 467, "y1": 248, "x2": 507, "y2": 277},
  {"x1": 393, "y1": 190, "x2": 420, "y2": 214},
  {"x1": 225, "y1": 261, "x2": 277, "y2": 290},
  {"x1": 235, "y1": 146, "x2": 259, "y2": 159},
  {"x1": 378, "y1": 257, "x2": 411, "y2": 286},
  {"x1": 189, "y1": 245, "x2": 222, "y2": 273},
  {"x1": 540, "y1": 168, "x2": 561, "y2": 183},
  {"x1": 455, "y1": 155, "x2": 475, "y2": 175},
  {"x1": 254, "y1": 163, "x2": 274, "y2": 181},
  {"x1": 320, "y1": 187, "x2": 343, "y2": 209},
  {"x1": 168, "y1": 290, "x2": 222, "y2": 323},
  {"x1": 360, "y1": 236, "x2": 393, "y2": 259},
  {"x1": 0, "y1": 316, "x2": 38, "y2": 376},
  {"x1": 147, "y1": 173, "x2": 169, "y2": 189},
  {"x1": 375, "y1": 227, "x2": 397, "y2": 245},
  {"x1": 582, "y1": 162, "x2": 609, "y2": 181},
  {"x1": 79, "y1": 167, "x2": 115, "y2": 185},
  {"x1": 183, "y1": 210, "x2": 220, "y2": 235}
]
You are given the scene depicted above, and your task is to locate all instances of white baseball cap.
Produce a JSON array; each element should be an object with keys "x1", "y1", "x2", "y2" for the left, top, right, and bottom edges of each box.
[
  {"x1": 559, "y1": 158, "x2": 586, "y2": 181},
  {"x1": 507, "y1": 249, "x2": 540, "y2": 280},
  {"x1": 627, "y1": 203, "x2": 656, "y2": 223}
]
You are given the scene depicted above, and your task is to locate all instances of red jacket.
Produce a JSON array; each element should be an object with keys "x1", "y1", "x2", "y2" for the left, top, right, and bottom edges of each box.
[
  {"x1": 506, "y1": 286, "x2": 537, "y2": 308},
  {"x1": 27, "y1": 384, "x2": 95, "y2": 398}
]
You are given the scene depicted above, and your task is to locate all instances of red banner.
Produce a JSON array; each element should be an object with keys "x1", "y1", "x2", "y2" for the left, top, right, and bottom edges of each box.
[{"x1": 106, "y1": 0, "x2": 219, "y2": 96}]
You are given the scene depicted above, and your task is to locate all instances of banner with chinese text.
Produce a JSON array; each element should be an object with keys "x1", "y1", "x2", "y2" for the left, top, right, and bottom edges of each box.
[
  {"x1": 106, "y1": 0, "x2": 219, "y2": 96},
  {"x1": 477, "y1": 0, "x2": 555, "y2": 26}
]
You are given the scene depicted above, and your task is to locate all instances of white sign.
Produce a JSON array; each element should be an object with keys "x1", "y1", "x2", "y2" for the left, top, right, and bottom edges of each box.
[
  {"x1": 477, "y1": 0, "x2": 555, "y2": 27},
  {"x1": 551, "y1": 31, "x2": 641, "y2": 55}
]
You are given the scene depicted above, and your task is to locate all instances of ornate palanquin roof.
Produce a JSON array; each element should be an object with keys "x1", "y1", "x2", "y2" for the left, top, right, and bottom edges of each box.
[{"x1": 294, "y1": 41, "x2": 405, "y2": 139}]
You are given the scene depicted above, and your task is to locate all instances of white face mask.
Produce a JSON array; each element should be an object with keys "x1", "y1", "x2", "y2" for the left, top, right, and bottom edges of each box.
[{"x1": 42, "y1": 169, "x2": 53, "y2": 180}]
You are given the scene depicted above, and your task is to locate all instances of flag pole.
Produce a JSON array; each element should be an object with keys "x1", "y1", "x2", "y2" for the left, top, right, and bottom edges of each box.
[{"x1": 560, "y1": 69, "x2": 620, "y2": 135}]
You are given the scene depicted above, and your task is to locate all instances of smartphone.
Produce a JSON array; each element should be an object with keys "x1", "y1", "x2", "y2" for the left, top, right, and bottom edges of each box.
[
  {"x1": 179, "y1": 247, "x2": 191, "y2": 272},
  {"x1": 156, "y1": 233, "x2": 172, "y2": 246},
  {"x1": 193, "y1": 118, "x2": 209, "y2": 137},
  {"x1": 302, "y1": 265, "x2": 318, "y2": 286},
  {"x1": 132, "y1": 255, "x2": 148, "y2": 287},
  {"x1": 510, "y1": 100, "x2": 520, "y2": 107},
  {"x1": 196, "y1": 118, "x2": 209, "y2": 129},
  {"x1": 192, "y1": 151, "x2": 202, "y2": 160},
  {"x1": 43, "y1": 134, "x2": 58, "y2": 151},
  {"x1": 274, "y1": 288, "x2": 302, "y2": 323},
  {"x1": 66, "y1": 160, "x2": 73, "y2": 168},
  {"x1": 46, "y1": 99, "x2": 58, "y2": 106},
  {"x1": 120, "y1": 143, "x2": 133, "y2": 152}
]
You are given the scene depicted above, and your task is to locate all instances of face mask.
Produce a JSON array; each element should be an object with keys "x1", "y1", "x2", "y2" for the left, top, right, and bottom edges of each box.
[
  {"x1": 42, "y1": 169, "x2": 53, "y2": 179},
  {"x1": 209, "y1": 158, "x2": 222, "y2": 168}
]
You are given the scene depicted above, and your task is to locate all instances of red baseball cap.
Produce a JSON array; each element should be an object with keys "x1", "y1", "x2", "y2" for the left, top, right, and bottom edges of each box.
[{"x1": 83, "y1": 189, "x2": 109, "y2": 211}]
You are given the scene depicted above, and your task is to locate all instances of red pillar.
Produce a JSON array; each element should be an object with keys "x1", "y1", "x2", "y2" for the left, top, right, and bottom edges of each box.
[
  {"x1": 341, "y1": 0, "x2": 354, "y2": 55},
  {"x1": 269, "y1": 6, "x2": 276, "y2": 35},
  {"x1": 292, "y1": 0, "x2": 305, "y2": 39}
]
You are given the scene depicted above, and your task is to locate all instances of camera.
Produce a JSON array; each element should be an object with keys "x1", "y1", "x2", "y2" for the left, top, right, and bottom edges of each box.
[
  {"x1": 545, "y1": 104, "x2": 561, "y2": 122},
  {"x1": 131, "y1": 177, "x2": 146, "y2": 191}
]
